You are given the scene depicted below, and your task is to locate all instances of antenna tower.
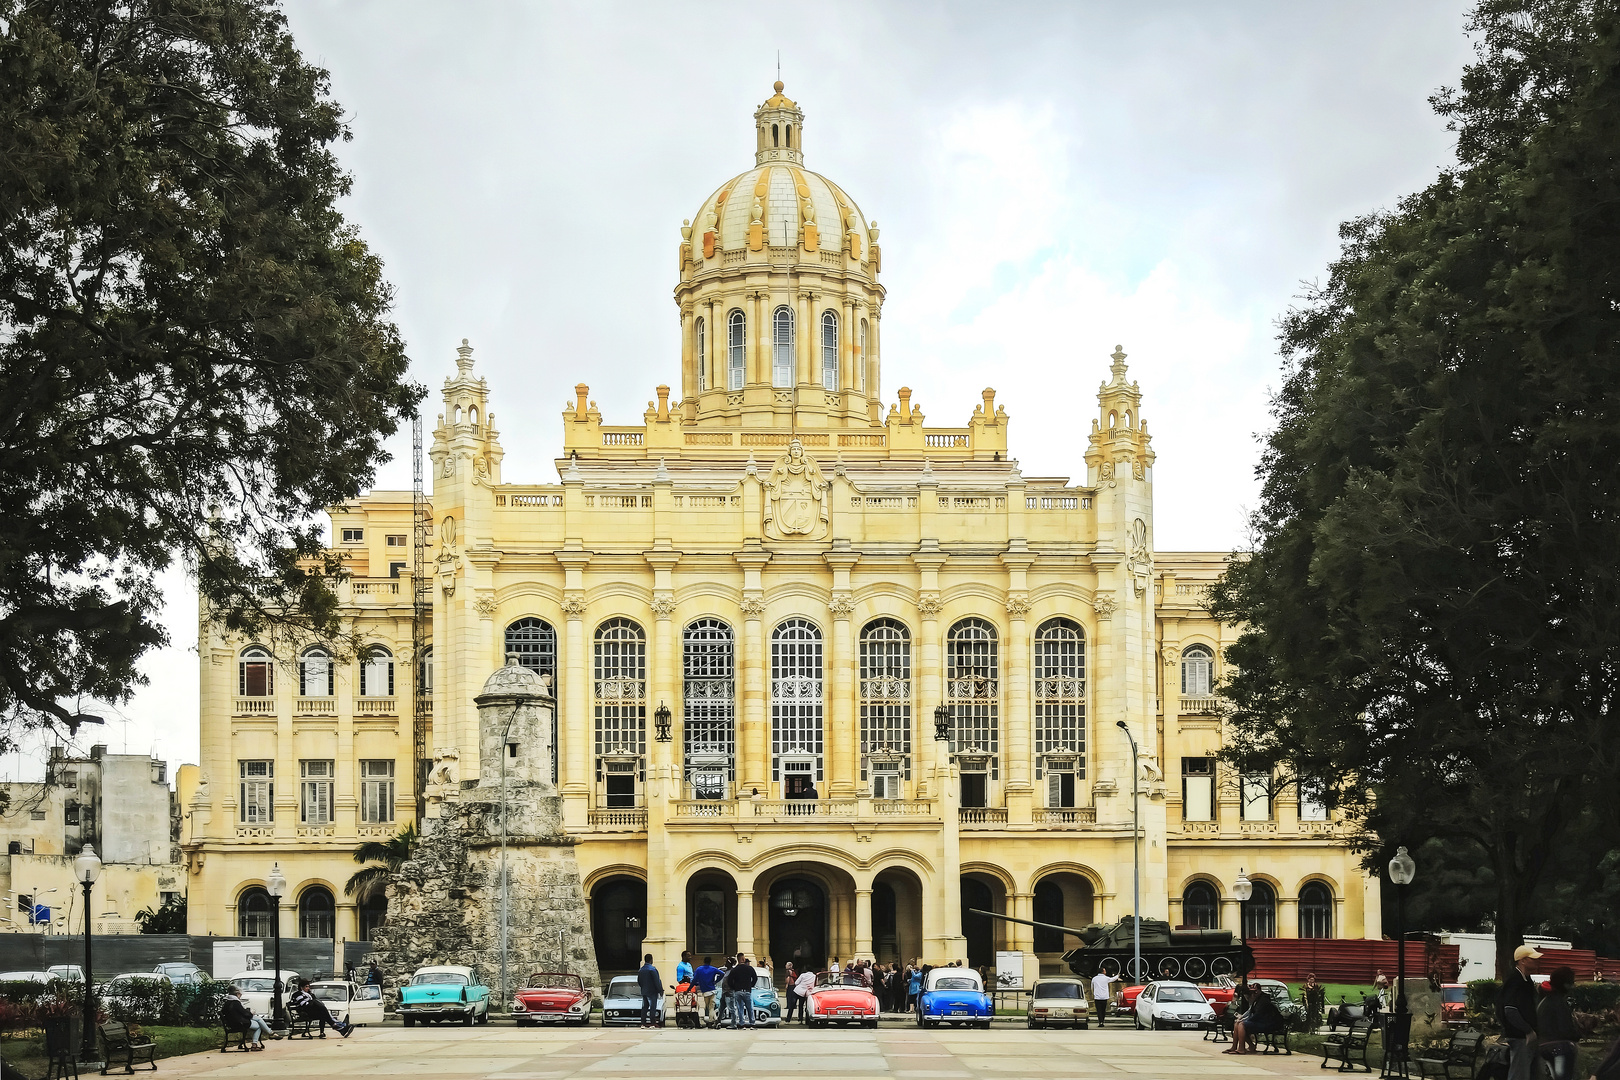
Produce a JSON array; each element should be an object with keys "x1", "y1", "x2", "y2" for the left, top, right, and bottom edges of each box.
[{"x1": 412, "y1": 412, "x2": 432, "y2": 825}]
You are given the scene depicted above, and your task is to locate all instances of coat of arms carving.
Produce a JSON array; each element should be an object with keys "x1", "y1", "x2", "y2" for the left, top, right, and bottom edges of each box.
[{"x1": 763, "y1": 439, "x2": 829, "y2": 540}]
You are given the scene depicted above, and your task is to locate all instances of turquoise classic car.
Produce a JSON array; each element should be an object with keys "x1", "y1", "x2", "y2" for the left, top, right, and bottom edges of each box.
[{"x1": 398, "y1": 965, "x2": 491, "y2": 1026}]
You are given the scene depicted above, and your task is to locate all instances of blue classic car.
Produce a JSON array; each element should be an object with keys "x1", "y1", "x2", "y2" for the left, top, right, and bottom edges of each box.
[
  {"x1": 748, "y1": 966, "x2": 783, "y2": 1027},
  {"x1": 398, "y1": 965, "x2": 491, "y2": 1026},
  {"x1": 916, "y1": 966, "x2": 993, "y2": 1028}
]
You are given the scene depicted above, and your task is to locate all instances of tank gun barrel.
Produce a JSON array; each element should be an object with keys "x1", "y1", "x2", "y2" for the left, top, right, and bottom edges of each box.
[{"x1": 967, "y1": 908, "x2": 1087, "y2": 938}]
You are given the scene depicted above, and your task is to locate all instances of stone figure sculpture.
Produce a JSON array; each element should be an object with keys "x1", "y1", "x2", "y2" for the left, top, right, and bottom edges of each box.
[{"x1": 763, "y1": 438, "x2": 828, "y2": 539}]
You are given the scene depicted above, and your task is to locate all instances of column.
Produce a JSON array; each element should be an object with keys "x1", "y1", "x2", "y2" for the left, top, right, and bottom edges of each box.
[
  {"x1": 680, "y1": 306, "x2": 695, "y2": 400},
  {"x1": 1282, "y1": 896, "x2": 1301, "y2": 938},
  {"x1": 736, "y1": 550, "x2": 771, "y2": 792},
  {"x1": 869, "y1": 309, "x2": 881, "y2": 404},
  {"x1": 563, "y1": 596, "x2": 588, "y2": 827},
  {"x1": 736, "y1": 888, "x2": 756, "y2": 960},
  {"x1": 855, "y1": 887, "x2": 874, "y2": 959},
  {"x1": 1012, "y1": 892, "x2": 1039, "y2": 989},
  {"x1": 842, "y1": 298, "x2": 857, "y2": 396},
  {"x1": 705, "y1": 300, "x2": 718, "y2": 393},
  {"x1": 750, "y1": 290, "x2": 766, "y2": 386},
  {"x1": 1004, "y1": 595, "x2": 1032, "y2": 822},
  {"x1": 796, "y1": 290, "x2": 814, "y2": 386},
  {"x1": 829, "y1": 602, "x2": 856, "y2": 796}
]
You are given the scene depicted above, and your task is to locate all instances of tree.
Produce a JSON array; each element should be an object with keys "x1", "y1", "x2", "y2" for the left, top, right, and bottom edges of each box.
[
  {"x1": 1209, "y1": 0, "x2": 1620, "y2": 980},
  {"x1": 345, "y1": 823, "x2": 417, "y2": 903},
  {"x1": 134, "y1": 893, "x2": 186, "y2": 934},
  {"x1": 0, "y1": 0, "x2": 422, "y2": 749}
]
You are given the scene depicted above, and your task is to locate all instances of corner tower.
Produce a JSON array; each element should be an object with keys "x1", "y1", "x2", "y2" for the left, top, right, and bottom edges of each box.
[{"x1": 675, "y1": 82, "x2": 886, "y2": 430}]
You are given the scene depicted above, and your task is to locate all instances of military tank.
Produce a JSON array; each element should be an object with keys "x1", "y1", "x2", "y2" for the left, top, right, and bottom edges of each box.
[{"x1": 969, "y1": 909, "x2": 1253, "y2": 982}]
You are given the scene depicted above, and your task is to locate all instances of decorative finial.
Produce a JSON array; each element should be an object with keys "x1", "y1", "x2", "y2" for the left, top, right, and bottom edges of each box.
[
  {"x1": 1112, "y1": 344, "x2": 1127, "y2": 365},
  {"x1": 746, "y1": 451, "x2": 758, "y2": 477},
  {"x1": 456, "y1": 338, "x2": 475, "y2": 376},
  {"x1": 654, "y1": 457, "x2": 670, "y2": 482},
  {"x1": 774, "y1": 80, "x2": 784, "y2": 93},
  {"x1": 922, "y1": 457, "x2": 934, "y2": 477}
]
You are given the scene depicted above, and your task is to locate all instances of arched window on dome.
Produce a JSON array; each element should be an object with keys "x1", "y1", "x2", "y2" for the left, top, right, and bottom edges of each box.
[
  {"x1": 695, "y1": 317, "x2": 706, "y2": 392},
  {"x1": 821, "y1": 310, "x2": 839, "y2": 389},
  {"x1": 728, "y1": 310, "x2": 746, "y2": 390},
  {"x1": 772, "y1": 123, "x2": 780, "y2": 147},
  {"x1": 772, "y1": 306, "x2": 794, "y2": 388}
]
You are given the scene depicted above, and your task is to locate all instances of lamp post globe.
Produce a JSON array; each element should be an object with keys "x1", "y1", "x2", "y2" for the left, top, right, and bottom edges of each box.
[
  {"x1": 268, "y1": 862, "x2": 287, "y2": 1028},
  {"x1": 75, "y1": 844, "x2": 102, "y2": 1062},
  {"x1": 1232, "y1": 870, "x2": 1253, "y2": 993},
  {"x1": 1388, "y1": 847, "x2": 1417, "y2": 1017}
]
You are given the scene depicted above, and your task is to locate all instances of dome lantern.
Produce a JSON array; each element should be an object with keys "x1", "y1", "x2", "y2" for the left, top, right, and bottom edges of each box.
[{"x1": 755, "y1": 80, "x2": 804, "y2": 166}]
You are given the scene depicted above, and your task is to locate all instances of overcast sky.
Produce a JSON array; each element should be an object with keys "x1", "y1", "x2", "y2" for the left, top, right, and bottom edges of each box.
[{"x1": 4, "y1": 1, "x2": 1479, "y2": 781}]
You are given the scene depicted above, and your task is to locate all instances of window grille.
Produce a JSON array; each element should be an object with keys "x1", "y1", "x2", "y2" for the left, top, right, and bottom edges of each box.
[
  {"x1": 238, "y1": 888, "x2": 273, "y2": 937},
  {"x1": 1182, "y1": 881, "x2": 1219, "y2": 929},
  {"x1": 771, "y1": 619, "x2": 824, "y2": 781},
  {"x1": 773, "y1": 306, "x2": 794, "y2": 387},
  {"x1": 506, "y1": 618, "x2": 558, "y2": 781},
  {"x1": 594, "y1": 618, "x2": 646, "y2": 759},
  {"x1": 821, "y1": 311, "x2": 839, "y2": 389},
  {"x1": 360, "y1": 760, "x2": 395, "y2": 823},
  {"x1": 1034, "y1": 618, "x2": 1085, "y2": 776},
  {"x1": 1181, "y1": 644, "x2": 1213, "y2": 695},
  {"x1": 1299, "y1": 882, "x2": 1333, "y2": 938},
  {"x1": 683, "y1": 619, "x2": 735, "y2": 790},
  {"x1": 946, "y1": 618, "x2": 999, "y2": 778},
  {"x1": 1243, "y1": 881, "x2": 1278, "y2": 938},
  {"x1": 859, "y1": 619, "x2": 911, "y2": 780},
  {"x1": 300, "y1": 760, "x2": 334, "y2": 825},
  {"x1": 299, "y1": 648, "x2": 332, "y2": 696},
  {"x1": 359, "y1": 647, "x2": 393, "y2": 696},
  {"x1": 728, "y1": 310, "x2": 746, "y2": 390},
  {"x1": 298, "y1": 887, "x2": 335, "y2": 939},
  {"x1": 239, "y1": 647, "x2": 273, "y2": 697},
  {"x1": 239, "y1": 760, "x2": 273, "y2": 823}
]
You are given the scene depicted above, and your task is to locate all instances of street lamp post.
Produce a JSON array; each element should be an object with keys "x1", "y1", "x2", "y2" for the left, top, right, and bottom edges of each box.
[
  {"x1": 73, "y1": 844, "x2": 101, "y2": 1063},
  {"x1": 268, "y1": 863, "x2": 287, "y2": 1029},
  {"x1": 1115, "y1": 721, "x2": 1141, "y2": 984},
  {"x1": 1232, "y1": 869, "x2": 1253, "y2": 995},
  {"x1": 1388, "y1": 846, "x2": 1417, "y2": 1015}
]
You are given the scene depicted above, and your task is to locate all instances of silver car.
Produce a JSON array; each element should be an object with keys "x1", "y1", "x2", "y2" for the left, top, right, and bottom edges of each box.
[{"x1": 1026, "y1": 977, "x2": 1091, "y2": 1029}]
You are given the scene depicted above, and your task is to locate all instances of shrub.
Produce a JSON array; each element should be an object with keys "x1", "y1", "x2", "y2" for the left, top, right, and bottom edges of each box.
[
  {"x1": 100, "y1": 976, "x2": 176, "y2": 1025},
  {"x1": 175, "y1": 980, "x2": 230, "y2": 1027},
  {"x1": 1466, "y1": 979, "x2": 1500, "y2": 1026},
  {"x1": 1572, "y1": 982, "x2": 1620, "y2": 1014}
]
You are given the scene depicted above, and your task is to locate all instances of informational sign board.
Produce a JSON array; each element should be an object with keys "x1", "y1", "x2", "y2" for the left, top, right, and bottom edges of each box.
[
  {"x1": 212, "y1": 941, "x2": 264, "y2": 977},
  {"x1": 995, "y1": 950, "x2": 1024, "y2": 989}
]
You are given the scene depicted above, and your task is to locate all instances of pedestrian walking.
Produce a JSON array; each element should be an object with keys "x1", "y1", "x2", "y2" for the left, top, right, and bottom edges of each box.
[
  {"x1": 1091, "y1": 970, "x2": 1120, "y2": 1025},
  {"x1": 1498, "y1": 944, "x2": 1541, "y2": 1080},
  {"x1": 1536, "y1": 966, "x2": 1580, "y2": 1080},
  {"x1": 694, "y1": 955, "x2": 722, "y2": 1025},
  {"x1": 637, "y1": 953, "x2": 662, "y2": 1028}
]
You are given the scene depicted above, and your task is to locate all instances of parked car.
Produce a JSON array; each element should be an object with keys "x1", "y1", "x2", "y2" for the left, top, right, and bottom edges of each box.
[
  {"x1": 1026, "y1": 977, "x2": 1090, "y2": 1029},
  {"x1": 512, "y1": 972, "x2": 593, "y2": 1026},
  {"x1": 1440, "y1": 983, "x2": 1467, "y2": 1026},
  {"x1": 398, "y1": 965, "x2": 491, "y2": 1027},
  {"x1": 805, "y1": 970, "x2": 879, "y2": 1028},
  {"x1": 153, "y1": 962, "x2": 206, "y2": 985},
  {"x1": 1248, "y1": 978, "x2": 1304, "y2": 1023},
  {"x1": 0, "y1": 971, "x2": 55, "y2": 984},
  {"x1": 309, "y1": 979, "x2": 386, "y2": 1026},
  {"x1": 600, "y1": 975, "x2": 662, "y2": 1026},
  {"x1": 100, "y1": 972, "x2": 172, "y2": 1021},
  {"x1": 227, "y1": 970, "x2": 301, "y2": 1020},
  {"x1": 1199, "y1": 974, "x2": 1241, "y2": 1016},
  {"x1": 1134, "y1": 980, "x2": 1216, "y2": 1030},
  {"x1": 47, "y1": 965, "x2": 84, "y2": 983},
  {"x1": 916, "y1": 967, "x2": 993, "y2": 1029},
  {"x1": 747, "y1": 966, "x2": 783, "y2": 1026}
]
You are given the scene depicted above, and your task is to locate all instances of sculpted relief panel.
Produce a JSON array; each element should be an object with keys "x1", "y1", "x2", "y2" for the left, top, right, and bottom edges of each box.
[{"x1": 763, "y1": 438, "x2": 829, "y2": 541}]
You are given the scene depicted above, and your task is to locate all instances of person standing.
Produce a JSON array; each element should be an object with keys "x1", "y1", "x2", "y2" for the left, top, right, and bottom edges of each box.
[
  {"x1": 907, "y1": 964, "x2": 922, "y2": 1011},
  {"x1": 677, "y1": 951, "x2": 694, "y2": 986},
  {"x1": 1091, "y1": 970, "x2": 1121, "y2": 1025},
  {"x1": 694, "y1": 955, "x2": 722, "y2": 1025},
  {"x1": 637, "y1": 953, "x2": 662, "y2": 1029},
  {"x1": 782, "y1": 963, "x2": 798, "y2": 1022},
  {"x1": 365, "y1": 961, "x2": 381, "y2": 986},
  {"x1": 1536, "y1": 966, "x2": 1580, "y2": 1080},
  {"x1": 725, "y1": 954, "x2": 757, "y2": 1029},
  {"x1": 794, "y1": 966, "x2": 816, "y2": 1024},
  {"x1": 1498, "y1": 944, "x2": 1542, "y2": 1080}
]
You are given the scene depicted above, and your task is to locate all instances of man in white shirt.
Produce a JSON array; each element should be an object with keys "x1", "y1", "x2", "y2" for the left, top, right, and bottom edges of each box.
[{"x1": 1091, "y1": 970, "x2": 1122, "y2": 1025}]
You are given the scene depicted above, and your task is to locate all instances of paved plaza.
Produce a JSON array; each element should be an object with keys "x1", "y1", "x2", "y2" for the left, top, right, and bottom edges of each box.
[{"x1": 155, "y1": 1023, "x2": 1329, "y2": 1079}]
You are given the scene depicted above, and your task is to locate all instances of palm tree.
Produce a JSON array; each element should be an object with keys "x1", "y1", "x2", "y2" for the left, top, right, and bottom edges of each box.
[{"x1": 346, "y1": 824, "x2": 418, "y2": 902}]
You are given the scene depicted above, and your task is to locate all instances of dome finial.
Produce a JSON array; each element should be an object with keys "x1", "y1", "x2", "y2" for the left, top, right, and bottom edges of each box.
[{"x1": 774, "y1": 79, "x2": 784, "y2": 93}]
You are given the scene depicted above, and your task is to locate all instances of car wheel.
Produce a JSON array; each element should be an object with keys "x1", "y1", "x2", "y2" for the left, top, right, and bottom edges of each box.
[
  {"x1": 1134, "y1": 1011, "x2": 1143, "y2": 1030},
  {"x1": 1079, "y1": 1022, "x2": 1089, "y2": 1030},
  {"x1": 402, "y1": 1016, "x2": 414, "y2": 1028},
  {"x1": 462, "y1": 1011, "x2": 474, "y2": 1026},
  {"x1": 1027, "y1": 1019, "x2": 1038, "y2": 1029},
  {"x1": 979, "y1": 1020, "x2": 992, "y2": 1030}
]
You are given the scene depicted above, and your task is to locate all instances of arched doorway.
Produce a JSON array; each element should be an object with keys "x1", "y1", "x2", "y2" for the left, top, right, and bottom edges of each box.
[
  {"x1": 960, "y1": 873, "x2": 1007, "y2": 969},
  {"x1": 590, "y1": 875, "x2": 647, "y2": 975},
  {"x1": 873, "y1": 867, "x2": 924, "y2": 966},
  {"x1": 767, "y1": 876, "x2": 827, "y2": 973},
  {"x1": 1032, "y1": 871, "x2": 1095, "y2": 974},
  {"x1": 686, "y1": 870, "x2": 737, "y2": 961}
]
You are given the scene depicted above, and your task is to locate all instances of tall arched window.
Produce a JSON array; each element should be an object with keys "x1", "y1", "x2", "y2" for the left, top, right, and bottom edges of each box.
[
  {"x1": 1299, "y1": 881, "x2": 1334, "y2": 938},
  {"x1": 593, "y1": 619, "x2": 646, "y2": 758},
  {"x1": 1182, "y1": 881, "x2": 1219, "y2": 929},
  {"x1": 859, "y1": 619, "x2": 911, "y2": 794},
  {"x1": 1243, "y1": 880, "x2": 1278, "y2": 939},
  {"x1": 1035, "y1": 617, "x2": 1085, "y2": 806},
  {"x1": 728, "y1": 310, "x2": 746, "y2": 390},
  {"x1": 771, "y1": 619, "x2": 824, "y2": 784},
  {"x1": 358, "y1": 893, "x2": 387, "y2": 940},
  {"x1": 416, "y1": 646, "x2": 432, "y2": 694},
  {"x1": 359, "y1": 646, "x2": 393, "y2": 697},
  {"x1": 237, "y1": 887, "x2": 273, "y2": 937},
  {"x1": 239, "y1": 646, "x2": 273, "y2": 697},
  {"x1": 298, "y1": 886, "x2": 334, "y2": 938},
  {"x1": 1181, "y1": 644, "x2": 1214, "y2": 696},
  {"x1": 695, "y1": 317, "x2": 706, "y2": 391},
  {"x1": 772, "y1": 306, "x2": 794, "y2": 387},
  {"x1": 947, "y1": 618, "x2": 999, "y2": 778},
  {"x1": 683, "y1": 619, "x2": 735, "y2": 799},
  {"x1": 507, "y1": 617, "x2": 559, "y2": 781},
  {"x1": 820, "y1": 310, "x2": 839, "y2": 388},
  {"x1": 299, "y1": 647, "x2": 332, "y2": 697}
]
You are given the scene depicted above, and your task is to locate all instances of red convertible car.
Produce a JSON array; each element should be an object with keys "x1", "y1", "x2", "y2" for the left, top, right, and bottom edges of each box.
[
  {"x1": 804, "y1": 970, "x2": 879, "y2": 1027},
  {"x1": 512, "y1": 972, "x2": 593, "y2": 1026}
]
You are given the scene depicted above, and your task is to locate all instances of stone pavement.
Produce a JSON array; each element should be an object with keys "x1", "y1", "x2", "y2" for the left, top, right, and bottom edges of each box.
[{"x1": 155, "y1": 1022, "x2": 1330, "y2": 1080}]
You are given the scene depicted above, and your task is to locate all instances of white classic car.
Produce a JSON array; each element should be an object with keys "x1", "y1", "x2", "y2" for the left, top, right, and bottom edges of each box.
[{"x1": 310, "y1": 980, "x2": 386, "y2": 1026}]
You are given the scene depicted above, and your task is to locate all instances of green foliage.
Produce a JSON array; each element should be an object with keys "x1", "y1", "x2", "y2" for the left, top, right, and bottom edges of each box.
[
  {"x1": 1571, "y1": 981, "x2": 1620, "y2": 1014},
  {"x1": 134, "y1": 894, "x2": 187, "y2": 935},
  {"x1": 346, "y1": 822, "x2": 417, "y2": 901},
  {"x1": 0, "y1": 0, "x2": 423, "y2": 748},
  {"x1": 1209, "y1": 0, "x2": 1620, "y2": 981},
  {"x1": 1467, "y1": 979, "x2": 1501, "y2": 1024}
]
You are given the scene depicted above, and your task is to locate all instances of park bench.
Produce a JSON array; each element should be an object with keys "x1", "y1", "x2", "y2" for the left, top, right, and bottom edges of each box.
[
  {"x1": 1256, "y1": 1026, "x2": 1292, "y2": 1054},
  {"x1": 1321, "y1": 1016, "x2": 1374, "y2": 1073},
  {"x1": 289, "y1": 1005, "x2": 329, "y2": 1038},
  {"x1": 219, "y1": 1017, "x2": 251, "y2": 1052},
  {"x1": 1414, "y1": 1028, "x2": 1483, "y2": 1080},
  {"x1": 97, "y1": 1020, "x2": 156, "y2": 1075}
]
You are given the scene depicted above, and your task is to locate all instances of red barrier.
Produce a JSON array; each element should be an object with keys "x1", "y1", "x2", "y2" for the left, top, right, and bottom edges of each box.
[{"x1": 1248, "y1": 939, "x2": 1458, "y2": 984}]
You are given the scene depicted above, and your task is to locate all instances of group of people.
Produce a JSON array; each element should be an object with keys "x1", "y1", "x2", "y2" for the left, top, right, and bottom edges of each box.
[
  {"x1": 220, "y1": 977, "x2": 356, "y2": 1049},
  {"x1": 645, "y1": 952, "x2": 939, "y2": 1029},
  {"x1": 1498, "y1": 944, "x2": 1620, "y2": 1080}
]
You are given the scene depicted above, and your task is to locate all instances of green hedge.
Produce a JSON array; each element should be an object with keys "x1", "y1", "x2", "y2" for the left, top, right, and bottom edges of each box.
[
  {"x1": 1463, "y1": 980, "x2": 1620, "y2": 1027},
  {"x1": 0, "y1": 977, "x2": 228, "y2": 1029}
]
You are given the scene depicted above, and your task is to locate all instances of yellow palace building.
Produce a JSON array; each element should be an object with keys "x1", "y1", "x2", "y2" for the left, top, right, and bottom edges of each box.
[{"x1": 183, "y1": 83, "x2": 1379, "y2": 983}]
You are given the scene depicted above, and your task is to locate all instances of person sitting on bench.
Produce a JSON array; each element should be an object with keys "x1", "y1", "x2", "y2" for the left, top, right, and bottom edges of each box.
[
  {"x1": 222, "y1": 986, "x2": 275, "y2": 1049},
  {"x1": 1225, "y1": 984, "x2": 1286, "y2": 1054},
  {"x1": 288, "y1": 978, "x2": 353, "y2": 1037}
]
